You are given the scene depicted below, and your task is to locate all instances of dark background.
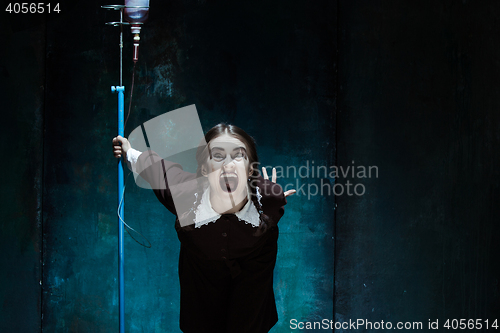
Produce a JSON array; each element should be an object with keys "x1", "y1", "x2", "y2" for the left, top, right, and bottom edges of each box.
[{"x1": 0, "y1": 0, "x2": 498, "y2": 332}]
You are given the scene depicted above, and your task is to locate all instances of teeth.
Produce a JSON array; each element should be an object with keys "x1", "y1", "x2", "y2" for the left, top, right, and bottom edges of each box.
[{"x1": 221, "y1": 173, "x2": 237, "y2": 178}]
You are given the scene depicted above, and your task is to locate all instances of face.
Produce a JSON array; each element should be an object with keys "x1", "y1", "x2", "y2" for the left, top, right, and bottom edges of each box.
[{"x1": 203, "y1": 133, "x2": 252, "y2": 204}]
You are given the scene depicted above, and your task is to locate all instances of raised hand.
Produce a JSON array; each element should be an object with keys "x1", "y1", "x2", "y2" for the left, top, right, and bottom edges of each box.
[{"x1": 262, "y1": 167, "x2": 296, "y2": 197}]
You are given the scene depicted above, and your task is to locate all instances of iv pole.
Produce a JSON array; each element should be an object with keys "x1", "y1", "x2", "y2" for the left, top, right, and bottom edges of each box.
[{"x1": 102, "y1": 3, "x2": 148, "y2": 332}]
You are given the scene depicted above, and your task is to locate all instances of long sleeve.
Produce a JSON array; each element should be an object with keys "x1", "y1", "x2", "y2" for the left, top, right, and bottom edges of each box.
[
  {"x1": 257, "y1": 176, "x2": 287, "y2": 225},
  {"x1": 131, "y1": 149, "x2": 197, "y2": 216}
]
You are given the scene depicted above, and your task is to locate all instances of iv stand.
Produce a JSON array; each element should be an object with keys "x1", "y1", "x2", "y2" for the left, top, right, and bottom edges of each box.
[
  {"x1": 103, "y1": 5, "x2": 126, "y2": 332},
  {"x1": 101, "y1": 5, "x2": 144, "y2": 332}
]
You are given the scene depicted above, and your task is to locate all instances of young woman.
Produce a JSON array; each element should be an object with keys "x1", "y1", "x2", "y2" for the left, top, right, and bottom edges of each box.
[{"x1": 112, "y1": 123, "x2": 294, "y2": 333}]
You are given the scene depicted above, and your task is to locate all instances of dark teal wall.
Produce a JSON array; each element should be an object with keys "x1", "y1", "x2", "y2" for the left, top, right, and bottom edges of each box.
[
  {"x1": 336, "y1": 0, "x2": 500, "y2": 328},
  {"x1": 0, "y1": 10, "x2": 45, "y2": 332},
  {"x1": 2, "y1": 1, "x2": 500, "y2": 332},
  {"x1": 40, "y1": 0, "x2": 334, "y2": 332}
]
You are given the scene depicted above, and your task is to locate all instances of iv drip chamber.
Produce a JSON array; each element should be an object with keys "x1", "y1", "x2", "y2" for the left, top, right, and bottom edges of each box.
[{"x1": 124, "y1": 0, "x2": 150, "y2": 62}]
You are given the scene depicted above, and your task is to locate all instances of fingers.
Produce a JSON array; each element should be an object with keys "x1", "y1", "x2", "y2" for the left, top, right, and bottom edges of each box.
[
  {"x1": 262, "y1": 167, "x2": 269, "y2": 180},
  {"x1": 262, "y1": 167, "x2": 278, "y2": 183},
  {"x1": 113, "y1": 147, "x2": 122, "y2": 158},
  {"x1": 112, "y1": 136, "x2": 124, "y2": 158},
  {"x1": 261, "y1": 167, "x2": 296, "y2": 198},
  {"x1": 112, "y1": 135, "x2": 125, "y2": 145}
]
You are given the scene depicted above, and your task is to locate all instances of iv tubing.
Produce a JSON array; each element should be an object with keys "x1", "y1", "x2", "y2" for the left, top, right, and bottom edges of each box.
[
  {"x1": 102, "y1": 5, "x2": 149, "y2": 332},
  {"x1": 120, "y1": 9, "x2": 123, "y2": 86},
  {"x1": 113, "y1": 9, "x2": 125, "y2": 332}
]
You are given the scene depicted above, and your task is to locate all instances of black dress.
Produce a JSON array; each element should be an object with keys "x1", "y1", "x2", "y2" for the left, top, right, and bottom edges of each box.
[{"x1": 135, "y1": 150, "x2": 288, "y2": 333}]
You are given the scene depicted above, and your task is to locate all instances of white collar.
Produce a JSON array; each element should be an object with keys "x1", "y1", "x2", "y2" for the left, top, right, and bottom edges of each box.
[{"x1": 193, "y1": 185, "x2": 261, "y2": 228}]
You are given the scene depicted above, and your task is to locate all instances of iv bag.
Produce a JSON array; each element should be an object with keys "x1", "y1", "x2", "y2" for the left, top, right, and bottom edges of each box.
[{"x1": 124, "y1": 0, "x2": 150, "y2": 24}]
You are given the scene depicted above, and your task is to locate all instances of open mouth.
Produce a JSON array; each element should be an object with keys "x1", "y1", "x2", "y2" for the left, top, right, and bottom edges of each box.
[{"x1": 220, "y1": 172, "x2": 239, "y2": 193}]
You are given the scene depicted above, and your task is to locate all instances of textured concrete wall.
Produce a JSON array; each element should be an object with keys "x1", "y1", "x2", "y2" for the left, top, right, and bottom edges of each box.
[
  {"x1": 40, "y1": 0, "x2": 334, "y2": 332},
  {"x1": 3, "y1": 1, "x2": 500, "y2": 332},
  {"x1": 0, "y1": 10, "x2": 45, "y2": 333},
  {"x1": 336, "y1": 0, "x2": 500, "y2": 329}
]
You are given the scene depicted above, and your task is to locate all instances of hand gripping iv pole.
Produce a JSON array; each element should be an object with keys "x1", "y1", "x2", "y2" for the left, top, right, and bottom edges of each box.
[{"x1": 102, "y1": 2, "x2": 150, "y2": 332}]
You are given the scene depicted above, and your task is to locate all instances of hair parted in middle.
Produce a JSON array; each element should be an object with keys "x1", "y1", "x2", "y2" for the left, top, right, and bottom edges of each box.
[{"x1": 181, "y1": 123, "x2": 272, "y2": 235}]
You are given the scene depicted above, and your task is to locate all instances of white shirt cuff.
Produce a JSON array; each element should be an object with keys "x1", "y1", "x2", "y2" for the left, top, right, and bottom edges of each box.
[{"x1": 126, "y1": 148, "x2": 142, "y2": 173}]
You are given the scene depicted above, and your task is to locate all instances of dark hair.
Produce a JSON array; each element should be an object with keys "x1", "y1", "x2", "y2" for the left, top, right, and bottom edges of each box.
[
  {"x1": 195, "y1": 123, "x2": 259, "y2": 178},
  {"x1": 185, "y1": 123, "x2": 271, "y2": 235}
]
